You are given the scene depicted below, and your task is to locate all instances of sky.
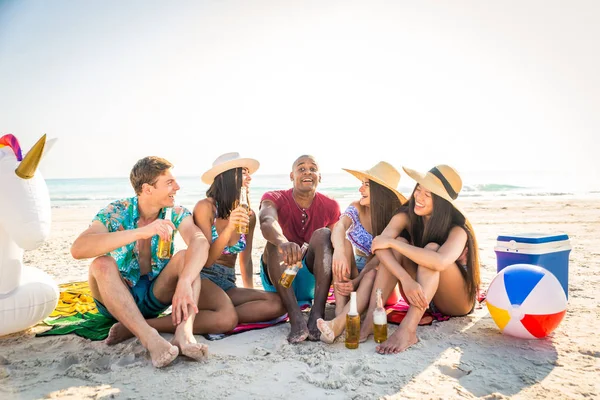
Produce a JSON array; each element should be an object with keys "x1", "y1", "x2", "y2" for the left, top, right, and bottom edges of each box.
[{"x1": 0, "y1": 1, "x2": 598, "y2": 189}]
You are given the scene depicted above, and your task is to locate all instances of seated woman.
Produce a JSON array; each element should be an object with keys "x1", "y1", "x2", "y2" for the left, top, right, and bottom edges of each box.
[
  {"x1": 360, "y1": 164, "x2": 480, "y2": 354},
  {"x1": 316, "y1": 161, "x2": 406, "y2": 343},
  {"x1": 194, "y1": 153, "x2": 286, "y2": 324}
]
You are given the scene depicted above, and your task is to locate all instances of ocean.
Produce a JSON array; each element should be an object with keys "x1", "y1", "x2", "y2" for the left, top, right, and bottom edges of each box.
[{"x1": 46, "y1": 172, "x2": 600, "y2": 211}]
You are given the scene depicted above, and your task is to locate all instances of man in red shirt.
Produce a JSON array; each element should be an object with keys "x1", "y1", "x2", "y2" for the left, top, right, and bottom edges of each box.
[{"x1": 259, "y1": 155, "x2": 341, "y2": 343}]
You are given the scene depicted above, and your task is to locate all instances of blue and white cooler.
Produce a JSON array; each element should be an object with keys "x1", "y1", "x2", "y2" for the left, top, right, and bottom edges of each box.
[{"x1": 494, "y1": 233, "x2": 571, "y2": 299}]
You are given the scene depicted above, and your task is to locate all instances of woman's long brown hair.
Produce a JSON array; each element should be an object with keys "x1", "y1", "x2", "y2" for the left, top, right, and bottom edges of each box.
[{"x1": 206, "y1": 167, "x2": 248, "y2": 219}]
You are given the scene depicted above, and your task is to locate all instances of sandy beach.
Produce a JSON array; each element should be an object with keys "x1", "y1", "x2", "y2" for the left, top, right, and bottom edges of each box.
[{"x1": 1, "y1": 197, "x2": 599, "y2": 399}]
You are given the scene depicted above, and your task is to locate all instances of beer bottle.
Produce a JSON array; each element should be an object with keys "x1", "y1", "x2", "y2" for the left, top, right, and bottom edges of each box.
[
  {"x1": 157, "y1": 208, "x2": 173, "y2": 258},
  {"x1": 373, "y1": 288, "x2": 388, "y2": 343},
  {"x1": 345, "y1": 291, "x2": 360, "y2": 349}
]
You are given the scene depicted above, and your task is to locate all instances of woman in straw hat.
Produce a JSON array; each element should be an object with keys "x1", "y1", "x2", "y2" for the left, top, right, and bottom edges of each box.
[
  {"x1": 194, "y1": 153, "x2": 286, "y2": 326},
  {"x1": 360, "y1": 164, "x2": 480, "y2": 353},
  {"x1": 315, "y1": 161, "x2": 407, "y2": 344}
]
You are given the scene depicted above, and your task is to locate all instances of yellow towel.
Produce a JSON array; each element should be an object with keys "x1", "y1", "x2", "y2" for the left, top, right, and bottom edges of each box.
[{"x1": 49, "y1": 281, "x2": 98, "y2": 317}]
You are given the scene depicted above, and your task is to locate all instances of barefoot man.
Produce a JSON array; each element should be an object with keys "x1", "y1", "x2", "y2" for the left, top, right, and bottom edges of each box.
[
  {"x1": 71, "y1": 156, "x2": 210, "y2": 368},
  {"x1": 259, "y1": 155, "x2": 341, "y2": 343}
]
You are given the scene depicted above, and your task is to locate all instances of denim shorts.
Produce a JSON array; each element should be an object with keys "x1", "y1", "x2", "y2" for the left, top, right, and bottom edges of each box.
[
  {"x1": 94, "y1": 275, "x2": 170, "y2": 319},
  {"x1": 200, "y1": 263, "x2": 236, "y2": 292},
  {"x1": 259, "y1": 254, "x2": 315, "y2": 305},
  {"x1": 355, "y1": 255, "x2": 368, "y2": 273}
]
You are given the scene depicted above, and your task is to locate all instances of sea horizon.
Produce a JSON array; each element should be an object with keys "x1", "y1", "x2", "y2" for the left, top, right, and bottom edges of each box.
[{"x1": 45, "y1": 172, "x2": 600, "y2": 211}]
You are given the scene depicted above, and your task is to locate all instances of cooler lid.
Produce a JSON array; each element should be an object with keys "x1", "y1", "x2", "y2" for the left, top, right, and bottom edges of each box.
[{"x1": 496, "y1": 233, "x2": 569, "y2": 244}]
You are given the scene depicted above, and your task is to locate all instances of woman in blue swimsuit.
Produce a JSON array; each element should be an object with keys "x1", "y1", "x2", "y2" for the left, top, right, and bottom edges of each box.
[
  {"x1": 194, "y1": 153, "x2": 285, "y2": 325},
  {"x1": 317, "y1": 161, "x2": 407, "y2": 343}
]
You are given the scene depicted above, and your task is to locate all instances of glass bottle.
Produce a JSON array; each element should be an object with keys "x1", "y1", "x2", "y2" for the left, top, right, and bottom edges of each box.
[
  {"x1": 157, "y1": 208, "x2": 173, "y2": 259},
  {"x1": 235, "y1": 186, "x2": 249, "y2": 234},
  {"x1": 345, "y1": 291, "x2": 360, "y2": 349},
  {"x1": 373, "y1": 288, "x2": 388, "y2": 343},
  {"x1": 279, "y1": 242, "x2": 309, "y2": 288}
]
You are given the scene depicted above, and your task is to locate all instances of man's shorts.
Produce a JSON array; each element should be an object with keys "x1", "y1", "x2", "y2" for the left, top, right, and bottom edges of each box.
[
  {"x1": 94, "y1": 275, "x2": 170, "y2": 319},
  {"x1": 260, "y1": 253, "x2": 315, "y2": 305}
]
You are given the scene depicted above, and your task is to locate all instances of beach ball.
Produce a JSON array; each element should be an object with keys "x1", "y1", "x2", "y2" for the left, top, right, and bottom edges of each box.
[{"x1": 486, "y1": 264, "x2": 567, "y2": 339}]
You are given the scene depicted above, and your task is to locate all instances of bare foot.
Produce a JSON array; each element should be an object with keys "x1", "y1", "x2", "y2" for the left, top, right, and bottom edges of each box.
[
  {"x1": 288, "y1": 317, "x2": 309, "y2": 344},
  {"x1": 172, "y1": 336, "x2": 208, "y2": 361},
  {"x1": 375, "y1": 328, "x2": 418, "y2": 354},
  {"x1": 359, "y1": 317, "x2": 373, "y2": 343},
  {"x1": 306, "y1": 312, "x2": 322, "y2": 341},
  {"x1": 316, "y1": 319, "x2": 335, "y2": 344},
  {"x1": 147, "y1": 333, "x2": 179, "y2": 368},
  {"x1": 105, "y1": 322, "x2": 134, "y2": 345}
]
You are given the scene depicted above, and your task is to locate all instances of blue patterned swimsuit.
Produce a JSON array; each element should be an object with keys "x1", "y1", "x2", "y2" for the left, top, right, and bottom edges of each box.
[
  {"x1": 342, "y1": 205, "x2": 373, "y2": 272},
  {"x1": 210, "y1": 222, "x2": 246, "y2": 255},
  {"x1": 343, "y1": 205, "x2": 372, "y2": 255}
]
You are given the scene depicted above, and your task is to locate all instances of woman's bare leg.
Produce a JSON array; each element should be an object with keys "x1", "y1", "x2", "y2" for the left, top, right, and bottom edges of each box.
[
  {"x1": 376, "y1": 243, "x2": 473, "y2": 354},
  {"x1": 227, "y1": 287, "x2": 286, "y2": 323},
  {"x1": 317, "y1": 269, "x2": 376, "y2": 343}
]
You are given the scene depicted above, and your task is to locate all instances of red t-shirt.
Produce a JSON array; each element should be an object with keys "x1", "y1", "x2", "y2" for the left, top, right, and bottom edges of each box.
[{"x1": 260, "y1": 188, "x2": 341, "y2": 245}]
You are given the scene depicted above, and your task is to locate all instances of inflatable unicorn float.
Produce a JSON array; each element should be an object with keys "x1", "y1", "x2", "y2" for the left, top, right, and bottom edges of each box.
[{"x1": 0, "y1": 134, "x2": 59, "y2": 336}]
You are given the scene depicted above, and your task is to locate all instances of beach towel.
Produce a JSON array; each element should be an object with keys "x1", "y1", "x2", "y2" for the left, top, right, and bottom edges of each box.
[
  {"x1": 203, "y1": 304, "x2": 311, "y2": 341},
  {"x1": 49, "y1": 281, "x2": 98, "y2": 317},
  {"x1": 37, "y1": 311, "x2": 115, "y2": 341}
]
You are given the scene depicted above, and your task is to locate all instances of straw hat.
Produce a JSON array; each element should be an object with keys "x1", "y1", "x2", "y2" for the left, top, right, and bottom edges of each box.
[
  {"x1": 342, "y1": 161, "x2": 407, "y2": 204},
  {"x1": 201, "y1": 152, "x2": 260, "y2": 184},
  {"x1": 402, "y1": 164, "x2": 464, "y2": 214}
]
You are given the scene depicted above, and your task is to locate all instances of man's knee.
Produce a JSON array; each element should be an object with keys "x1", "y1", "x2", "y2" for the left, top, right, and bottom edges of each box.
[
  {"x1": 310, "y1": 228, "x2": 332, "y2": 247},
  {"x1": 89, "y1": 256, "x2": 118, "y2": 278},
  {"x1": 168, "y1": 249, "x2": 187, "y2": 269}
]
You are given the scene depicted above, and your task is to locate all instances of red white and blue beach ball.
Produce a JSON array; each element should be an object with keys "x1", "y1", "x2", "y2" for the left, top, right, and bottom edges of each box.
[{"x1": 486, "y1": 264, "x2": 567, "y2": 339}]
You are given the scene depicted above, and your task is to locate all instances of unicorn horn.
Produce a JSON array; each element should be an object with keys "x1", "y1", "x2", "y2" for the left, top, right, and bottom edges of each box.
[{"x1": 15, "y1": 134, "x2": 46, "y2": 179}]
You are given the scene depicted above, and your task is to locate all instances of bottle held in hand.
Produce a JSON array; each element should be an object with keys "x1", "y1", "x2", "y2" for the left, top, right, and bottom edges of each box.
[
  {"x1": 157, "y1": 208, "x2": 173, "y2": 259},
  {"x1": 279, "y1": 242, "x2": 309, "y2": 288},
  {"x1": 235, "y1": 186, "x2": 249, "y2": 234}
]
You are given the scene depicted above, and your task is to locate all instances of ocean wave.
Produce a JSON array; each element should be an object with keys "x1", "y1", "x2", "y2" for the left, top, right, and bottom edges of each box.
[
  {"x1": 51, "y1": 195, "x2": 118, "y2": 201},
  {"x1": 463, "y1": 183, "x2": 524, "y2": 192}
]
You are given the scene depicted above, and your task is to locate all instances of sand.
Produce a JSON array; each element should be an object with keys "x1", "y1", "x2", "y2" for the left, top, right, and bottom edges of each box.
[{"x1": 1, "y1": 197, "x2": 599, "y2": 399}]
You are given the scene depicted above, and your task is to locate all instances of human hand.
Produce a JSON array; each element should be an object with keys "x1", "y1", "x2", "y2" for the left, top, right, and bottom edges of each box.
[
  {"x1": 278, "y1": 242, "x2": 302, "y2": 267},
  {"x1": 332, "y1": 248, "x2": 350, "y2": 282},
  {"x1": 171, "y1": 281, "x2": 198, "y2": 326},
  {"x1": 335, "y1": 278, "x2": 357, "y2": 297},
  {"x1": 401, "y1": 278, "x2": 428, "y2": 310},
  {"x1": 226, "y1": 206, "x2": 250, "y2": 233},
  {"x1": 457, "y1": 246, "x2": 468, "y2": 266},
  {"x1": 140, "y1": 219, "x2": 176, "y2": 241},
  {"x1": 371, "y1": 236, "x2": 392, "y2": 252}
]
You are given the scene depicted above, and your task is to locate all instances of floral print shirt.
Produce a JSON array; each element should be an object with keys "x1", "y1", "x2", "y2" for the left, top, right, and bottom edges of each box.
[{"x1": 92, "y1": 196, "x2": 191, "y2": 287}]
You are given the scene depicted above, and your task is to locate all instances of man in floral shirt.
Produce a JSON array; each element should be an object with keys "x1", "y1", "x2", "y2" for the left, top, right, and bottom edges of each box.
[{"x1": 71, "y1": 156, "x2": 213, "y2": 368}]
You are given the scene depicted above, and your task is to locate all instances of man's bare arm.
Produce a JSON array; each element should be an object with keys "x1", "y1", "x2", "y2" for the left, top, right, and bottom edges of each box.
[
  {"x1": 258, "y1": 200, "x2": 287, "y2": 247},
  {"x1": 71, "y1": 219, "x2": 174, "y2": 260}
]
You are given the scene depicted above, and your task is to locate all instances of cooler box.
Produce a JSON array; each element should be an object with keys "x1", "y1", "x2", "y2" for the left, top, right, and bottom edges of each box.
[{"x1": 495, "y1": 233, "x2": 571, "y2": 299}]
